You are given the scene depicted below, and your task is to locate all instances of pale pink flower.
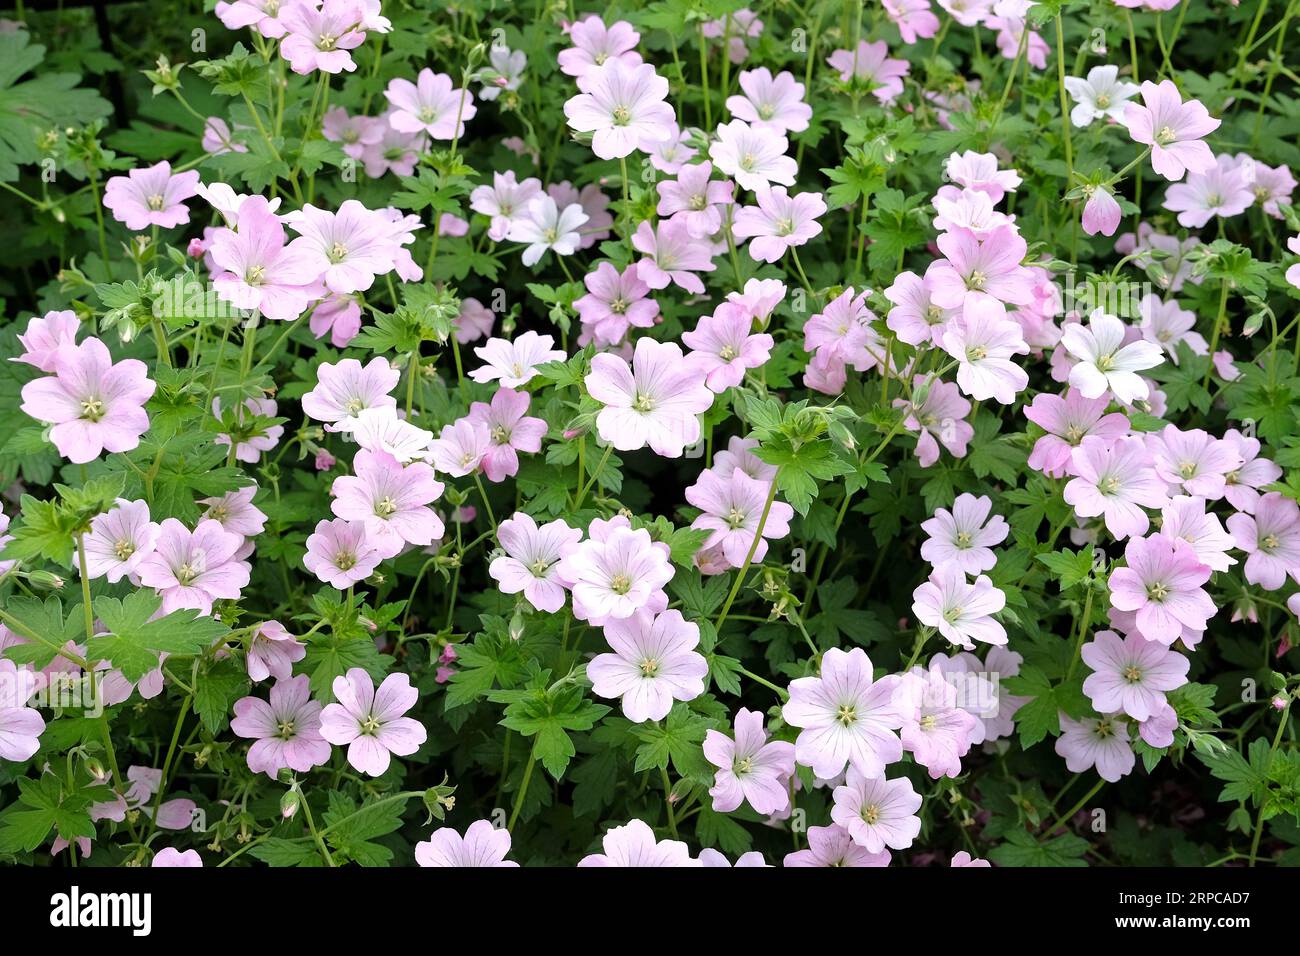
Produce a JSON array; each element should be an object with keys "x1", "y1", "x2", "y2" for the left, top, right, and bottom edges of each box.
[
  {"x1": 416, "y1": 820, "x2": 518, "y2": 867},
  {"x1": 285, "y1": 199, "x2": 415, "y2": 294},
  {"x1": 712, "y1": 435, "x2": 778, "y2": 482},
  {"x1": 932, "y1": 185, "x2": 1013, "y2": 238},
  {"x1": 1065, "y1": 435, "x2": 1170, "y2": 539},
  {"x1": 302, "y1": 357, "x2": 399, "y2": 431},
  {"x1": 941, "y1": 298, "x2": 1030, "y2": 404},
  {"x1": 586, "y1": 336, "x2": 714, "y2": 457},
  {"x1": 920, "y1": 493, "x2": 1008, "y2": 574},
  {"x1": 479, "y1": 45, "x2": 526, "y2": 100},
  {"x1": 201, "y1": 116, "x2": 245, "y2": 155},
  {"x1": 1138, "y1": 294, "x2": 1207, "y2": 362},
  {"x1": 725, "y1": 68, "x2": 811, "y2": 132},
  {"x1": 732, "y1": 186, "x2": 826, "y2": 262},
  {"x1": 704, "y1": 707, "x2": 795, "y2": 814},
  {"x1": 802, "y1": 286, "x2": 884, "y2": 395},
  {"x1": 546, "y1": 180, "x2": 613, "y2": 249},
  {"x1": 685, "y1": 469, "x2": 793, "y2": 567},
  {"x1": 1221, "y1": 428, "x2": 1282, "y2": 514},
  {"x1": 454, "y1": 297, "x2": 495, "y2": 344},
  {"x1": 466, "y1": 388, "x2": 547, "y2": 482},
  {"x1": 1139, "y1": 700, "x2": 1178, "y2": 748},
  {"x1": 489, "y1": 512, "x2": 582, "y2": 613},
  {"x1": 896, "y1": 664, "x2": 979, "y2": 778},
  {"x1": 1081, "y1": 183, "x2": 1123, "y2": 237},
  {"x1": 929, "y1": 226, "x2": 1034, "y2": 311},
  {"x1": 1055, "y1": 714, "x2": 1135, "y2": 781},
  {"x1": 470, "y1": 331, "x2": 566, "y2": 388},
  {"x1": 1023, "y1": 389, "x2": 1131, "y2": 479},
  {"x1": 781, "y1": 647, "x2": 907, "y2": 779},
  {"x1": 1109, "y1": 534, "x2": 1216, "y2": 643},
  {"x1": 1242, "y1": 156, "x2": 1296, "y2": 217},
  {"x1": 1159, "y1": 496, "x2": 1237, "y2": 573},
  {"x1": 1227, "y1": 493, "x2": 1300, "y2": 591},
  {"x1": 656, "y1": 161, "x2": 734, "y2": 239},
  {"x1": 557, "y1": 16, "x2": 642, "y2": 78},
  {"x1": 682, "y1": 303, "x2": 774, "y2": 392},
  {"x1": 231, "y1": 675, "x2": 330, "y2": 777},
  {"x1": 702, "y1": 8, "x2": 764, "y2": 63},
  {"x1": 321, "y1": 107, "x2": 382, "y2": 159},
  {"x1": 14, "y1": 309, "x2": 78, "y2": 371},
  {"x1": 0, "y1": 659, "x2": 44, "y2": 761},
  {"x1": 428, "y1": 419, "x2": 492, "y2": 478},
  {"x1": 912, "y1": 564, "x2": 1008, "y2": 649},
  {"x1": 303, "y1": 517, "x2": 386, "y2": 589},
  {"x1": 216, "y1": 0, "x2": 292, "y2": 37},
  {"x1": 578, "y1": 818, "x2": 699, "y2": 867},
  {"x1": 646, "y1": 125, "x2": 697, "y2": 174},
  {"x1": 361, "y1": 111, "x2": 427, "y2": 177},
  {"x1": 884, "y1": 0, "x2": 940, "y2": 43},
  {"x1": 246, "y1": 620, "x2": 306, "y2": 683},
  {"x1": 894, "y1": 375, "x2": 973, "y2": 467},
  {"x1": 1082, "y1": 630, "x2": 1189, "y2": 721},
  {"x1": 347, "y1": 407, "x2": 433, "y2": 464},
  {"x1": 210, "y1": 197, "x2": 321, "y2": 322},
  {"x1": 506, "y1": 195, "x2": 588, "y2": 267},
  {"x1": 825, "y1": 40, "x2": 910, "y2": 102},
  {"x1": 309, "y1": 293, "x2": 362, "y2": 347},
  {"x1": 1123, "y1": 79, "x2": 1221, "y2": 181},
  {"x1": 587, "y1": 609, "x2": 707, "y2": 722},
  {"x1": 1061, "y1": 310, "x2": 1164, "y2": 403},
  {"x1": 319, "y1": 669, "x2": 427, "y2": 777},
  {"x1": 831, "y1": 770, "x2": 922, "y2": 852},
  {"x1": 937, "y1": 0, "x2": 995, "y2": 26},
  {"x1": 557, "y1": 524, "x2": 675, "y2": 624},
  {"x1": 574, "y1": 262, "x2": 658, "y2": 347},
  {"x1": 1064, "y1": 64, "x2": 1140, "y2": 126},
  {"x1": 563, "y1": 60, "x2": 674, "y2": 159},
  {"x1": 1115, "y1": 222, "x2": 1203, "y2": 292},
  {"x1": 951, "y1": 851, "x2": 991, "y2": 867},
  {"x1": 152, "y1": 848, "x2": 202, "y2": 867},
  {"x1": 385, "y1": 68, "x2": 476, "y2": 138},
  {"x1": 20, "y1": 337, "x2": 154, "y2": 464},
  {"x1": 699, "y1": 849, "x2": 769, "y2": 867},
  {"x1": 945, "y1": 150, "x2": 1021, "y2": 203},
  {"x1": 708, "y1": 120, "x2": 796, "y2": 192},
  {"x1": 331, "y1": 448, "x2": 444, "y2": 555},
  {"x1": 1163, "y1": 153, "x2": 1254, "y2": 228},
  {"x1": 280, "y1": 0, "x2": 367, "y2": 75},
  {"x1": 136, "y1": 518, "x2": 251, "y2": 615},
  {"x1": 470, "y1": 171, "x2": 542, "y2": 241},
  {"x1": 632, "y1": 218, "x2": 717, "y2": 294},
  {"x1": 1149, "y1": 425, "x2": 1242, "y2": 499},
  {"x1": 83, "y1": 499, "x2": 159, "y2": 583},
  {"x1": 783, "y1": 823, "x2": 891, "y2": 867},
  {"x1": 103, "y1": 161, "x2": 200, "y2": 231}
]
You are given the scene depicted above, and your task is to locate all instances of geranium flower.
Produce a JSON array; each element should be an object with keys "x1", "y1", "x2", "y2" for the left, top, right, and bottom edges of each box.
[
  {"x1": 920, "y1": 493, "x2": 1008, "y2": 575},
  {"x1": 103, "y1": 161, "x2": 200, "y2": 231},
  {"x1": 1138, "y1": 295, "x2": 1208, "y2": 362},
  {"x1": 210, "y1": 196, "x2": 321, "y2": 321},
  {"x1": 470, "y1": 171, "x2": 543, "y2": 241},
  {"x1": 1220, "y1": 428, "x2": 1282, "y2": 514},
  {"x1": 557, "y1": 524, "x2": 675, "y2": 624},
  {"x1": 245, "y1": 620, "x2": 307, "y2": 683},
  {"x1": 1227, "y1": 493, "x2": 1300, "y2": 591},
  {"x1": 280, "y1": 0, "x2": 368, "y2": 75},
  {"x1": 14, "y1": 309, "x2": 78, "y2": 371},
  {"x1": 725, "y1": 68, "x2": 811, "y2": 132},
  {"x1": 944, "y1": 149, "x2": 1021, "y2": 202},
  {"x1": 586, "y1": 336, "x2": 713, "y2": 457},
  {"x1": 1159, "y1": 495, "x2": 1237, "y2": 573},
  {"x1": 941, "y1": 298, "x2": 1030, "y2": 404},
  {"x1": 563, "y1": 60, "x2": 674, "y2": 159},
  {"x1": 681, "y1": 302, "x2": 775, "y2": 392},
  {"x1": 928, "y1": 225, "x2": 1034, "y2": 311},
  {"x1": 1064, "y1": 436, "x2": 1170, "y2": 539},
  {"x1": 427, "y1": 419, "x2": 492, "y2": 478},
  {"x1": 1149, "y1": 425, "x2": 1242, "y2": 499},
  {"x1": 783, "y1": 823, "x2": 891, "y2": 867},
  {"x1": 708, "y1": 120, "x2": 797, "y2": 191},
  {"x1": 416, "y1": 820, "x2": 518, "y2": 867},
  {"x1": 557, "y1": 16, "x2": 642, "y2": 78},
  {"x1": 321, "y1": 107, "x2": 383, "y2": 159},
  {"x1": 825, "y1": 40, "x2": 910, "y2": 102},
  {"x1": 704, "y1": 707, "x2": 795, "y2": 815},
  {"x1": 912, "y1": 564, "x2": 1008, "y2": 648},
  {"x1": 136, "y1": 518, "x2": 251, "y2": 615},
  {"x1": 732, "y1": 185, "x2": 826, "y2": 262},
  {"x1": 346, "y1": 407, "x2": 433, "y2": 464},
  {"x1": 631, "y1": 218, "x2": 717, "y2": 293},
  {"x1": 466, "y1": 387, "x2": 547, "y2": 482},
  {"x1": 1081, "y1": 183, "x2": 1123, "y2": 237},
  {"x1": 578, "y1": 819, "x2": 699, "y2": 867},
  {"x1": 1123, "y1": 79, "x2": 1221, "y2": 181},
  {"x1": 216, "y1": 0, "x2": 293, "y2": 37},
  {"x1": 489, "y1": 512, "x2": 582, "y2": 613},
  {"x1": 574, "y1": 262, "x2": 658, "y2": 347},
  {"x1": 587, "y1": 608, "x2": 707, "y2": 722},
  {"x1": 231, "y1": 675, "x2": 331, "y2": 778},
  {"x1": 1064, "y1": 64, "x2": 1140, "y2": 126},
  {"x1": 1060, "y1": 310, "x2": 1164, "y2": 403},
  {"x1": 319, "y1": 669, "x2": 427, "y2": 777},
  {"x1": 506, "y1": 195, "x2": 588, "y2": 266},
  {"x1": 831, "y1": 770, "x2": 923, "y2": 852},
  {"x1": 152, "y1": 848, "x2": 203, "y2": 867},
  {"x1": 469, "y1": 331, "x2": 566, "y2": 388},
  {"x1": 1081, "y1": 630, "x2": 1189, "y2": 721},
  {"x1": 1055, "y1": 714, "x2": 1135, "y2": 781},
  {"x1": 303, "y1": 517, "x2": 387, "y2": 589},
  {"x1": 883, "y1": 0, "x2": 941, "y2": 44},
  {"x1": 896, "y1": 664, "x2": 980, "y2": 778},
  {"x1": 0, "y1": 659, "x2": 44, "y2": 761},
  {"x1": 656, "y1": 161, "x2": 734, "y2": 239},
  {"x1": 331, "y1": 448, "x2": 445, "y2": 556},
  {"x1": 1108, "y1": 534, "x2": 1216, "y2": 643},
  {"x1": 83, "y1": 499, "x2": 159, "y2": 583},
  {"x1": 894, "y1": 374, "x2": 973, "y2": 467},
  {"x1": 302, "y1": 357, "x2": 400, "y2": 430},
  {"x1": 1163, "y1": 153, "x2": 1254, "y2": 228},
  {"x1": 1023, "y1": 388, "x2": 1131, "y2": 479},
  {"x1": 685, "y1": 468, "x2": 792, "y2": 568}
]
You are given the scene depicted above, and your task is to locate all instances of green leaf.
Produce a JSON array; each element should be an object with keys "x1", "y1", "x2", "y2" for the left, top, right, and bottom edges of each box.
[
  {"x1": 0, "y1": 775, "x2": 95, "y2": 853},
  {"x1": 88, "y1": 591, "x2": 231, "y2": 682}
]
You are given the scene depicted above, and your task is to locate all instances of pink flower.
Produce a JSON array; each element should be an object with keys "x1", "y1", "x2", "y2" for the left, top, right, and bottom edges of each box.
[
  {"x1": 699, "y1": 849, "x2": 768, "y2": 867},
  {"x1": 587, "y1": 608, "x2": 707, "y2": 722},
  {"x1": 802, "y1": 286, "x2": 884, "y2": 395},
  {"x1": 416, "y1": 820, "x2": 518, "y2": 867},
  {"x1": 732, "y1": 185, "x2": 826, "y2": 262},
  {"x1": 547, "y1": 181, "x2": 613, "y2": 249},
  {"x1": 832, "y1": 770, "x2": 923, "y2": 852},
  {"x1": 20, "y1": 337, "x2": 155, "y2": 464},
  {"x1": 945, "y1": 150, "x2": 1021, "y2": 203},
  {"x1": 920, "y1": 493, "x2": 1008, "y2": 574},
  {"x1": 912, "y1": 564, "x2": 1008, "y2": 648},
  {"x1": 1060, "y1": 310, "x2": 1164, "y2": 403},
  {"x1": 884, "y1": 0, "x2": 940, "y2": 43},
  {"x1": 321, "y1": 107, "x2": 382, "y2": 158},
  {"x1": 563, "y1": 60, "x2": 674, "y2": 159},
  {"x1": 894, "y1": 375, "x2": 973, "y2": 467},
  {"x1": 361, "y1": 111, "x2": 427, "y2": 177},
  {"x1": 586, "y1": 337, "x2": 714, "y2": 457},
  {"x1": 348, "y1": 407, "x2": 433, "y2": 464},
  {"x1": 941, "y1": 299, "x2": 1030, "y2": 404},
  {"x1": 682, "y1": 304, "x2": 774, "y2": 392},
  {"x1": 825, "y1": 40, "x2": 910, "y2": 102},
  {"x1": 656, "y1": 161, "x2": 734, "y2": 239},
  {"x1": 1108, "y1": 534, "x2": 1215, "y2": 643},
  {"x1": 631, "y1": 218, "x2": 717, "y2": 293},
  {"x1": 210, "y1": 196, "x2": 322, "y2": 321},
  {"x1": 216, "y1": 0, "x2": 291, "y2": 36},
  {"x1": 202, "y1": 116, "x2": 246, "y2": 155},
  {"x1": 713, "y1": 435, "x2": 778, "y2": 482},
  {"x1": 470, "y1": 331, "x2": 566, "y2": 388},
  {"x1": 1163, "y1": 153, "x2": 1254, "y2": 227},
  {"x1": 932, "y1": 185, "x2": 1013, "y2": 238},
  {"x1": 103, "y1": 161, "x2": 200, "y2": 231},
  {"x1": 284, "y1": 200, "x2": 415, "y2": 294},
  {"x1": 938, "y1": 0, "x2": 994, "y2": 25},
  {"x1": 489, "y1": 512, "x2": 582, "y2": 613},
  {"x1": 0, "y1": 659, "x2": 44, "y2": 761},
  {"x1": 1139, "y1": 700, "x2": 1178, "y2": 748},
  {"x1": 309, "y1": 293, "x2": 362, "y2": 347},
  {"x1": 385, "y1": 68, "x2": 477, "y2": 138},
  {"x1": 1023, "y1": 389, "x2": 1131, "y2": 479},
  {"x1": 883, "y1": 270, "x2": 953, "y2": 347},
  {"x1": 470, "y1": 171, "x2": 542, "y2": 241},
  {"x1": 646, "y1": 125, "x2": 696, "y2": 174},
  {"x1": 578, "y1": 818, "x2": 699, "y2": 867},
  {"x1": 1149, "y1": 425, "x2": 1242, "y2": 499},
  {"x1": 704, "y1": 707, "x2": 795, "y2": 815},
  {"x1": 454, "y1": 297, "x2": 496, "y2": 344},
  {"x1": 896, "y1": 664, "x2": 979, "y2": 778},
  {"x1": 783, "y1": 823, "x2": 891, "y2": 867},
  {"x1": 1055, "y1": 714, "x2": 1135, "y2": 781},
  {"x1": 1123, "y1": 80, "x2": 1221, "y2": 181},
  {"x1": 83, "y1": 498, "x2": 159, "y2": 583},
  {"x1": 231, "y1": 675, "x2": 330, "y2": 777},
  {"x1": 574, "y1": 262, "x2": 658, "y2": 347},
  {"x1": 1160, "y1": 495, "x2": 1237, "y2": 573},
  {"x1": 1081, "y1": 630, "x2": 1189, "y2": 721},
  {"x1": 303, "y1": 517, "x2": 387, "y2": 589},
  {"x1": 781, "y1": 647, "x2": 907, "y2": 779},
  {"x1": 725, "y1": 68, "x2": 811, "y2": 132},
  {"x1": 1243, "y1": 156, "x2": 1296, "y2": 217},
  {"x1": 279, "y1": 0, "x2": 367, "y2": 75},
  {"x1": 951, "y1": 851, "x2": 991, "y2": 867},
  {"x1": 466, "y1": 388, "x2": 547, "y2": 482},
  {"x1": 301, "y1": 356, "x2": 400, "y2": 430},
  {"x1": 1065, "y1": 436, "x2": 1170, "y2": 539},
  {"x1": 708, "y1": 120, "x2": 797, "y2": 191},
  {"x1": 213, "y1": 395, "x2": 283, "y2": 464},
  {"x1": 702, "y1": 8, "x2": 764, "y2": 63},
  {"x1": 319, "y1": 669, "x2": 427, "y2": 777},
  {"x1": 136, "y1": 518, "x2": 251, "y2": 615},
  {"x1": 928, "y1": 225, "x2": 1034, "y2": 311},
  {"x1": 685, "y1": 468, "x2": 792, "y2": 568},
  {"x1": 1227, "y1": 493, "x2": 1300, "y2": 591},
  {"x1": 246, "y1": 620, "x2": 306, "y2": 683},
  {"x1": 557, "y1": 16, "x2": 642, "y2": 78},
  {"x1": 331, "y1": 449, "x2": 445, "y2": 555},
  {"x1": 1081, "y1": 183, "x2": 1123, "y2": 237},
  {"x1": 557, "y1": 523, "x2": 674, "y2": 624},
  {"x1": 1138, "y1": 294, "x2": 1207, "y2": 362},
  {"x1": 427, "y1": 419, "x2": 492, "y2": 478},
  {"x1": 152, "y1": 848, "x2": 202, "y2": 867},
  {"x1": 14, "y1": 309, "x2": 78, "y2": 371},
  {"x1": 1221, "y1": 428, "x2": 1282, "y2": 513}
]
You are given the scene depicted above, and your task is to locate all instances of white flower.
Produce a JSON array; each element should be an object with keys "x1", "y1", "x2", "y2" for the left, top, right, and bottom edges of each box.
[
  {"x1": 506, "y1": 195, "x2": 588, "y2": 266},
  {"x1": 1061, "y1": 309, "x2": 1164, "y2": 404},
  {"x1": 1063, "y1": 64, "x2": 1140, "y2": 127}
]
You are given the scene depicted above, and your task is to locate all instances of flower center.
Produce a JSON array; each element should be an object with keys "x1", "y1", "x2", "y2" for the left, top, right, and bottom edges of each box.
[
  {"x1": 1261, "y1": 533, "x2": 1280, "y2": 552},
  {"x1": 276, "y1": 719, "x2": 297, "y2": 740},
  {"x1": 836, "y1": 704, "x2": 856, "y2": 727},
  {"x1": 1096, "y1": 354, "x2": 1116, "y2": 372},
  {"x1": 1177, "y1": 461, "x2": 1197, "y2": 480},
  {"x1": 1122, "y1": 664, "x2": 1143, "y2": 683},
  {"x1": 317, "y1": 33, "x2": 339, "y2": 52},
  {"x1": 417, "y1": 107, "x2": 438, "y2": 124},
  {"x1": 528, "y1": 557, "x2": 551, "y2": 577},
  {"x1": 1100, "y1": 475, "x2": 1122, "y2": 495},
  {"x1": 639, "y1": 657, "x2": 659, "y2": 676},
  {"x1": 335, "y1": 549, "x2": 357, "y2": 571},
  {"x1": 633, "y1": 393, "x2": 655, "y2": 412},
  {"x1": 734, "y1": 755, "x2": 754, "y2": 776},
  {"x1": 1146, "y1": 581, "x2": 1169, "y2": 602},
  {"x1": 113, "y1": 539, "x2": 135, "y2": 561},
  {"x1": 176, "y1": 562, "x2": 200, "y2": 586},
  {"x1": 610, "y1": 573, "x2": 632, "y2": 595},
  {"x1": 375, "y1": 495, "x2": 398, "y2": 518},
  {"x1": 209, "y1": 504, "x2": 229, "y2": 523},
  {"x1": 360, "y1": 715, "x2": 382, "y2": 735},
  {"x1": 942, "y1": 605, "x2": 964, "y2": 624},
  {"x1": 967, "y1": 269, "x2": 987, "y2": 290},
  {"x1": 146, "y1": 193, "x2": 165, "y2": 211},
  {"x1": 860, "y1": 803, "x2": 881, "y2": 825},
  {"x1": 245, "y1": 264, "x2": 266, "y2": 286},
  {"x1": 610, "y1": 296, "x2": 628, "y2": 314},
  {"x1": 919, "y1": 714, "x2": 938, "y2": 732},
  {"x1": 611, "y1": 105, "x2": 632, "y2": 126},
  {"x1": 954, "y1": 531, "x2": 973, "y2": 548},
  {"x1": 1096, "y1": 93, "x2": 1111, "y2": 108},
  {"x1": 344, "y1": 397, "x2": 365, "y2": 414},
  {"x1": 689, "y1": 193, "x2": 707, "y2": 211},
  {"x1": 80, "y1": 398, "x2": 106, "y2": 422},
  {"x1": 719, "y1": 344, "x2": 738, "y2": 361},
  {"x1": 1156, "y1": 125, "x2": 1176, "y2": 145},
  {"x1": 725, "y1": 506, "x2": 747, "y2": 529},
  {"x1": 775, "y1": 217, "x2": 795, "y2": 236},
  {"x1": 966, "y1": 345, "x2": 988, "y2": 362},
  {"x1": 758, "y1": 102, "x2": 776, "y2": 120},
  {"x1": 327, "y1": 241, "x2": 349, "y2": 263},
  {"x1": 490, "y1": 425, "x2": 510, "y2": 443}
]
